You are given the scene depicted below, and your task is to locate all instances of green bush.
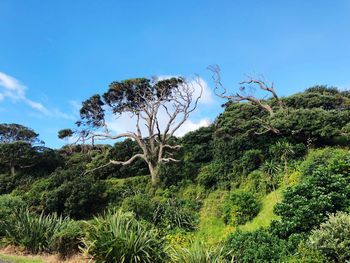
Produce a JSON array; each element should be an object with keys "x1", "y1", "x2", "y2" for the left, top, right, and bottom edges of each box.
[
  {"x1": 3, "y1": 208, "x2": 69, "y2": 254},
  {"x1": 81, "y1": 210, "x2": 165, "y2": 263},
  {"x1": 300, "y1": 148, "x2": 350, "y2": 178},
  {"x1": 153, "y1": 198, "x2": 198, "y2": 231},
  {"x1": 307, "y1": 211, "x2": 350, "y2": 262},
  {"x1": 196, "y1": 162, "x2": 222, "y2": 189},
  {"x1": 272, "y1": 149, "x2": 350, "y2": 238},
  {"x1": 238, "y1": 149, "x2": 264, "y2": 175},
  {"x1": 223, "y1": 229, "x2": 288, "y2": 263},
  {"x1": 121, "y1": 193, "x2": 154, "y2": 221},
  {"x1": 52, "y1": 220, "x2": 84, "y2": 259},
  {"x1": 240, "y1": 170, "x2": 271, "y2": 196},
  {"x1": 286, "y1": 242, "x2": 327, "y2": 263},
  {"x1": 0, "y1": 195, "x2": 26, "y2": 236},
  {"x1": 223, "y1": 190, "x2": 261, "y2": 226}
]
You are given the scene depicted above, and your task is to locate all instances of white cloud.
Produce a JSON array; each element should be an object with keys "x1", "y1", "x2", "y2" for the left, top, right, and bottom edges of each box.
[
  {"x1": 174, "y1": 118, "x2": 211, "y2": 136},
  {"x1": 0, "y1": 71, "x2": 74, "y2": 120},
  {"x1": 105, "y1": 108, "x2": 211, "y2": 139},
  {"x1": 157, "y1": 75, "x2": 214, "y2": 105}
]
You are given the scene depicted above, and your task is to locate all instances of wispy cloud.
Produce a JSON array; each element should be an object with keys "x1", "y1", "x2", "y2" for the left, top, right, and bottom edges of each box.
[{"x1": 0, "y1": 71, "x2": 74, "y2": 120}]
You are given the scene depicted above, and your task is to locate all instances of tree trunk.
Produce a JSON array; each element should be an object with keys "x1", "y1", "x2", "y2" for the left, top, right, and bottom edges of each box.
[
  {"x1": 10, "y1": 165, "x2": 15, "y2": 176},
  {"x1": 149, "y1": 163, "x2": 160, "y2": 188}
]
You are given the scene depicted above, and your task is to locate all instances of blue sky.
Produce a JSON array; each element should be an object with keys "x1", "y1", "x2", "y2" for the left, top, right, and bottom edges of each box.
[{"x1": 1, "y1": 0, "x2": 350, "y2": 148}]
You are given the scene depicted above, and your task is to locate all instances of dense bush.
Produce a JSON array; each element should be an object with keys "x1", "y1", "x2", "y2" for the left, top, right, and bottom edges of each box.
[
  {"x1": 3, "y1": 208, "x2": 69, "y2": 254},
  {"x1": 0, "y1": 194, "x2": 26, "y2": 236},
  {"x1": 196, "y1": 162, "x2": 222, "y2": 189},
  {"x1": 223, "y1": 190, "x2": 261, "y2": 226},
  {"x1": 240, "y1": 170, "x2": 272, "y2": 196},
  {"x1": 307, "y1": 211, "x2": 350, "y2": 262},
  {"x1": 81, "y1": 210, "x2": 165, "y2": 263},
  {"x1": 223, "y1": 229, "x2": 288, "y2": 263},
  {"x1": 153, "y1": 198, "x2": 198, "y2": 231},
  {"x1": 272, "y1": 149, "x2": 350, "y2": 238},
  {"x1": 121, "y1": 193, "x2": 154, "y2": 221},
  {"x1": 24, "y1": 168, "x2": 106, "y2": 219},
  {"x1": 105, "y1": 176, "x2": 150, "y2": 206},
  {"x1": 52, "y1": 220, "x2": 84, "y2": 259}
]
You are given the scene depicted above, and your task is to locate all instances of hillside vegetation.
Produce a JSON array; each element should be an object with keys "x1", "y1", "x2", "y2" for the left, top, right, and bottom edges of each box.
[{"x1": 0, "y1": 86, "x2": 350, "y2": 262}]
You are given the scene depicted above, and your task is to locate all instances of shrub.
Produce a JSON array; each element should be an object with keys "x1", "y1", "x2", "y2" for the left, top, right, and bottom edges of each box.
[
  {"x1": 153, "y1": 198, "x2": 198, "y2": 231},
  {"x1": 52, "y1": 220, "x2": 84, "y2": 259},
  {"x1": 239, "y1": 149, "x2": 264, "y2": 175},
  {"x1": 121, "y1": 193, "x2": 154, "y2": 221},
  {"x1": 240, "y1": 170, "x2": 271, "y2": 196},
  {"x1": 300, "y1": 148, "x2": 350, "y2": 178},
  {"x1": 272, "y1": 154, "x2": 350, "y2": 238},
  {"x1": 81, "y1": 210, "x2": 165, "y2": 263},
  {"x1": 223, "y1": 190, "x2": 261, "y2": 226},
  {"x1": 3, "y1": 208, "x2": 69, "y2": 254},
  {"x1": 286, "y1": 242, "x2": 327, "y2": 263},
  {"x1": 307, "y1": 211, "x2": 350, "y2": 262},
  {"x1": 223, "y1": 229, "x2": 288, "y2": 263},
  {"x1": 0, "y1": 195, "x2": 26, "y2": 236},
  {"x1": 197, "y1": 162, "x2": 222, "y2": 189}
]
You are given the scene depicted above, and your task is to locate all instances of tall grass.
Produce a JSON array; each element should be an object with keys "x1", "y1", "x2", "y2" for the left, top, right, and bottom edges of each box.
[
  {"x1": 3, "y1": 208, "x2": 69, "y2": 254},
  {"x1": 168, "y1": 241, "x2": 231, "y2": 263},
  {"x1": 81, "y1": 210, "x2": 165, "y2": 263}
]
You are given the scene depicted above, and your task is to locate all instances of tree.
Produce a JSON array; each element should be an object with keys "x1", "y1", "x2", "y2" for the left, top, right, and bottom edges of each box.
[
  {"x1": 60, "y1": 77, "x2": 202, "y2": 187},
  {"x1": 0, "y1": 123, "x2": 42, "y2": 144},
  {"x1": 208, "y1": 65, "x2": 283, "y2": 134},
  {"x1": 0, "y1": 124, "x2": 43, "y2": 176}
]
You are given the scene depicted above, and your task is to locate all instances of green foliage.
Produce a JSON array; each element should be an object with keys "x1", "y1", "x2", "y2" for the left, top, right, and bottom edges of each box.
[
  {"x1": 24, "y1": 166, "x2": 106, "y2": 219},
  {"x1": 105, "y1": 176, "x2": 150, "y2": 206},
  {"x1": 153, "y1": 198, "x2": 198, "y2": 231},
  {"x1": 307, "y1": 211, "x2": 350, "y2": 262},
  {"x1": 0, "y1": 195, "x2": 26, "y2": 236},
  {"x1": 223, "y1": 190, "x2": 261, "y2": 226},
  {"x1": 0, "y1": 123, "x2": 41, "y2": 144},
  {"x1": 237, "y1": 149, "x2": 264, "y2": 175},
  {"x1": 121, "y1": 193, "x2": 154, "y2": 221},
  {"x1": 3, "y1": 209, "x2": 69, "y2": 254},
  {"x1": 0, "y1": 141, "x2": 38, "y2": 176},
  {"x1": 239, "y1": 189, "x2": 282, "y2": 232},
  {"x1": 81, "y1": 210, "x2": 165, "y2": 263},
  {"x1": 196, "y1": 162, "x2": 222, "y2": 189},
  {"x1": 272, "y1": 148, "x2": 350, "y2": 238},
  {"x1": 168, "y1": 241, "x2": 229, "y2": 263},
  {"x1": 224, "y1": 229, "x2": 288, "y2": 263},
  {"x1": 240, "y1": 170, "x2": 272, "y2": 196},
  {"x1": 288, "y1": 242, "x2": 327, "y2": 263},
  {"x1": 51, "y1": 220, "x2": 84, "y2": 259}
]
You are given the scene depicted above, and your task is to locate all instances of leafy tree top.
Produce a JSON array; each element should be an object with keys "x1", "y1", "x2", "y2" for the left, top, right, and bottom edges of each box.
[{"x1": 0, "y1": 123, "x2": 42, "y2": 145}]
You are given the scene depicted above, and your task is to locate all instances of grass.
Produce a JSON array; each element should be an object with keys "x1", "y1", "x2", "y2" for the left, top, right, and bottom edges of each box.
[
  {"x1": 0, "y1": 254, "x2": 43, "y2": 263},
  {"x1": 194, "y1": 188, "x2": 283, "y2": 245},
  {"x1": 239, "y1": 189, "x2": 282, "y2": 232},
  {"x1": 195, "y1": 189, "x2": 234, "y2": 244}
]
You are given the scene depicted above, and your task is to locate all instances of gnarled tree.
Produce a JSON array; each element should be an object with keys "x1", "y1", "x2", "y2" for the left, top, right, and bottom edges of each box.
[
  {"x1": 60, "y1": 77, "x2": 202, "y2": 187},
  {"x1": 208, "y1": 65, "x2": 283, "y2": 134}
]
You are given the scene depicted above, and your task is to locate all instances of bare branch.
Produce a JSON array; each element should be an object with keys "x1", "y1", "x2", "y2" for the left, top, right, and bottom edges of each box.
[{"x1": 208, "y1": 65, "x2": 283, "y2": 116}]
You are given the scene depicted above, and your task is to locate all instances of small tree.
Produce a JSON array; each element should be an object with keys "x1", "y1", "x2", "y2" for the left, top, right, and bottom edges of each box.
[{"x1": 60, "y1": 77, "x2": 202, "y2": 188}]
